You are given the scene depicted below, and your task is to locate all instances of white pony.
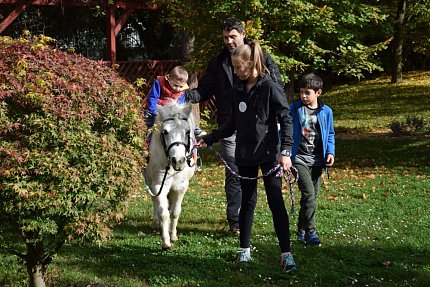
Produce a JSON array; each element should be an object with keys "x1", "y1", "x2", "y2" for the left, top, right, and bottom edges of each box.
[{"x1": 144, "y1": 102, "x2": 196, "y2": 250}]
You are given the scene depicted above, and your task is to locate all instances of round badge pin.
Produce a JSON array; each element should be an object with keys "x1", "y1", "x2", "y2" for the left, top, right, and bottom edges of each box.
[{"x1": 239, "y1": 101, "x2": 247, "y2": 113}]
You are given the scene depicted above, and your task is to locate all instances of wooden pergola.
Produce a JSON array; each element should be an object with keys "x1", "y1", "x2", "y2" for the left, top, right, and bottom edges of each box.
[
  {"x1": 0, "y1": 0, "x2": 161, "y2": 63},
  {"x1": 0, "y1": 1, "x2": 213, "y2": 119}
]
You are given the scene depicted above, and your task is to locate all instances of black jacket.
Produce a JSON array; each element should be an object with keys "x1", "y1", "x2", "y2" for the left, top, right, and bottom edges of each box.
[
  {"x1": 203, "y1": 74, "x2": 293, "y2": 166},
  {"x1": 185, "y1": 43, "x2": 284, "y2": 125}
]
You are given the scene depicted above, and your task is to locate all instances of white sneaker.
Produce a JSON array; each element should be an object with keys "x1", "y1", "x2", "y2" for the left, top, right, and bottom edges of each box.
[{"x1": 236, "y1": 248, "x2": 251, "y2": 263}]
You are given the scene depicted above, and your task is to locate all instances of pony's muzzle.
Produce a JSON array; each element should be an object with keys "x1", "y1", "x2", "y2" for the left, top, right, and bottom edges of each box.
[
  {"x1": 171, "y1": 156, "x2": 185, "y2": 165},
  {"x1": 171, "y1": 155, "x2": 186, "y2": 171},
  {"x1": 165, "y1": 140, "x2": 189, "y2": 171}
]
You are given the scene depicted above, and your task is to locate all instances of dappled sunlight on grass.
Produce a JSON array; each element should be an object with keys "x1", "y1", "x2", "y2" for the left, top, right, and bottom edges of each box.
[
  {"x1": 335, "y1": 137, "x2": 430, "y2": 168},
  {"x1": 2, "y1": 73, "x2": 430, "y2": 286},
  {"x1": 3, "y1": 139, "x2": 429, "y2": 287},
  {"x1": 325, "y1": 71, "x2": 430, "y2": 133}
]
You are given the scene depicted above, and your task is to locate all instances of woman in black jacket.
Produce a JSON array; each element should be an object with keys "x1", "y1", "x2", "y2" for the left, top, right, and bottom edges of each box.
[
  {"x1": 199, "y1": 41, "x2": 297, "y2": 272},
  {"x1": 186, "y1": 18, "x2": 284, "y2": 235}
]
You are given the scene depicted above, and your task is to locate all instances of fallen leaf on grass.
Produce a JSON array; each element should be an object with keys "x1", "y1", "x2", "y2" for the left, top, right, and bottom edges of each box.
[
  {"x1": 366, "y1": 173, "x2": 376, "y2": 179},
  {"x1": 327, "y1": 194, "x2": 338, "y2": 200},
  {"x1": 381, "y1": 260, "x2": 392, "y2": 267}
]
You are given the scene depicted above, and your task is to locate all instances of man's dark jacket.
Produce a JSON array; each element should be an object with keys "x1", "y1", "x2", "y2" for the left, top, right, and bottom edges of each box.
[{"x1": 185, "y1": 42, "x2": 284, "y2": 125}]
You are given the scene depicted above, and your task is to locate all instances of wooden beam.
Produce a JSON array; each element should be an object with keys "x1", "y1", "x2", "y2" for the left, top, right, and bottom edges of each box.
[
  {"x1": 115, "y1": 8, "x2": 134, "y2": 36},
  {"x1": 0, "y1": 0, "x2": 100, "y2": 5},
  {"x1": 0, "y1": 0, "x2": 37, "y2": 33},
  {"x1": 0, "y1": 0, "x2": 161, "y2": 9}
]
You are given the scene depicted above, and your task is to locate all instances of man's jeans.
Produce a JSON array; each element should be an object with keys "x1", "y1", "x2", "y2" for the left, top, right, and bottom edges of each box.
[{"x1": 220, "y1": 133, "x2": 241, "y2": 228}]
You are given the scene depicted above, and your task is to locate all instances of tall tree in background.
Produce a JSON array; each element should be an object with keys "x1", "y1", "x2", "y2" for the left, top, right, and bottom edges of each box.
[
  {"x1": 2, "y1": 0, "x2": 428, "y2": 84},
  {"x1": 392, "y1": 0, "x2": 407, "y2": 83},
  {"x1": 161, "y1": 0, "x2": 390, "y2": 96},
  {"x1": 390, "y1": 0, "x2": 430, "y2": 83}
]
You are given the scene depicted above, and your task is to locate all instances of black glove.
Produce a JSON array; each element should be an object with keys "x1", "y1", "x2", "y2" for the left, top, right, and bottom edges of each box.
[{"x1": 144, "y1": 112, "x2": 156, "y2": 127}]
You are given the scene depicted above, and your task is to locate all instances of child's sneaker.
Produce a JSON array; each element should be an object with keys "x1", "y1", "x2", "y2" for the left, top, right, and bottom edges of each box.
[
  {"x1": 305, "y1": 230, "x2": 321, "y2": 246},
  {"x1": 280, "y1": 252, "x2": 297, "y2": 273},
  {"x1": 297, "y1": 229, "x2": 305, "y2": 243},
  {"x1": 236, "y1": 248, "x2": 251, "y2": 263}
]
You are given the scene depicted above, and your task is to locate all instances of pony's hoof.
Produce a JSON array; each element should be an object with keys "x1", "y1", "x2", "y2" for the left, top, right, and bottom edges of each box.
[
  {"x1": 162, "y1": 245, "x2": 172, "y2": 251},
  {"x1": 152, "y1": 222, "x2": 160, "y2": 230}
]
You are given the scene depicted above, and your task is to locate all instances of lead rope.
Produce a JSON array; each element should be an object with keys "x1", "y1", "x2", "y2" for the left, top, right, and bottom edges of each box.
[
  {"x1": 142, "y1": 165, "x2": 170, "y2": 197},
  {"x1": 282, "y1": 167, "x2": 299, "y2": 216},
  {"x1": 207, "y1": 145, "x2": 279, "y2": 179},
  {"x1": 207, "y1": 145, "x2": 299, "y2": 215}
]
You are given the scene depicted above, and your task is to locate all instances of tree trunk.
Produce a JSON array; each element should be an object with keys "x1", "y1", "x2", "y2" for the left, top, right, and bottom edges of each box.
[
  {"x1": 183, "y1": 35, "x2": 202, "y2": 124},
  {"x1": 27, "y1": 262, "x2": 46, "y2": 287},
  {"x1": 391, "y1": 0, "x2": 407, "y2": 84},
  {"x1": 285, "y1": 81, "x2": 295, "y2": 103},
  {"x1": 285, "y1": 70, "x2": 296, "y2": 103},
  {"x1": 26, "y1": 242, "x2": 47, "y2": 287},
  {"x1": 188, "y1": 71, "x2": 201, "y2": 125}
]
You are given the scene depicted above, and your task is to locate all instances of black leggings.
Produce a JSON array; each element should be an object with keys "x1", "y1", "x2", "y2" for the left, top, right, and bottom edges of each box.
[{"x1": 238, "y1": 162, "x2": 291, "y2": 253}]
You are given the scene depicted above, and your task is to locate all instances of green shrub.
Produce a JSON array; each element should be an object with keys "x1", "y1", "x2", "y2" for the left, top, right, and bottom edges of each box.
[
  {"x1": 198, "y1": 107, "x2": 217, "y2": 131},
  {"x1": 0, "y1": 34, "x2": 147, "y2": 286},
  {"x1": 389, "y1": 115, "x2": 427, "y2": 136}
]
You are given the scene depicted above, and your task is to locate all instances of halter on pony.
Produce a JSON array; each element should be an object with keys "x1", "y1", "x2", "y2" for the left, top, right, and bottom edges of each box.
[
  {"x1": 160, "y1": 115, "x2": 195, "y2": 169},
  {"x1": 144, "y1": 110, "x2": 196, "y2": 197}
]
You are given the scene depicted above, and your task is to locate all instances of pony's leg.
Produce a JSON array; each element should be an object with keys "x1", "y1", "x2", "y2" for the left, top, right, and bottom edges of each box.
[
  {"x1": 151, "y1": 197, "x2": 160, "y2": 229},
  {"x1": 169, "y1": 187, "x2": 187, "y2": 243},
  {"x1": 157, "y1": 192, "x2": 172, "y2": 250}
]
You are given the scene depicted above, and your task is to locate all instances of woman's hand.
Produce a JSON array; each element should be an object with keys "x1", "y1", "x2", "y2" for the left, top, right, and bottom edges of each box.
[
  {"x1": 279, "y1": 155, "x2": 292, "y2": 172},
  {"x1": 198, "y1": 139, "x2": 207, "y2": 148}
]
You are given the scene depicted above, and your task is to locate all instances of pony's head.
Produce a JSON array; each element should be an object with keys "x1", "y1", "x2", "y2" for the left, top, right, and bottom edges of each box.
[{"x1": 156, "y1": 102, "x2": 193, "y2": 171}]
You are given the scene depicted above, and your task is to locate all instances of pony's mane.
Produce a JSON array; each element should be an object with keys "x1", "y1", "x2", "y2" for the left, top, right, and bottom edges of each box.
[{"x1": 157, "y1": 102, "x2": 192, "y2": 121}]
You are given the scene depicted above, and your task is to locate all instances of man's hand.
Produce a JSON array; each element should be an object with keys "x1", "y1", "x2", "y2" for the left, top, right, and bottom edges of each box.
[
  {"x1": 197, "y1": 139, "x2": 207, "y2": 148},
  {"x1": 279, "y1": 155, "x2": 292, "y2": 172}
]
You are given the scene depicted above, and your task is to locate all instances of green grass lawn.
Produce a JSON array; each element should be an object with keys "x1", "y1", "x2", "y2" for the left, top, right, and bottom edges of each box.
[
  {"x1": 1, "y1": 72, "x2": 430, "y2": 286},
  {"x1": 323, "y1": 70, "x2": 430, "y2": 133}
]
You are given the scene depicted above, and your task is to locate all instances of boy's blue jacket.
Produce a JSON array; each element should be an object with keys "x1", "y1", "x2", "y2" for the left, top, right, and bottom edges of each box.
[{"x1": 290, "y1": 100, "x2": 335, "y2": 168}]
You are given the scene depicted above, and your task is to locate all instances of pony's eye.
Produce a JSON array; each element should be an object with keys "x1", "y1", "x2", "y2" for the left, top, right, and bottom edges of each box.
[{"x1": 162, "y1": 129, "x2": 169, "y2": 135}]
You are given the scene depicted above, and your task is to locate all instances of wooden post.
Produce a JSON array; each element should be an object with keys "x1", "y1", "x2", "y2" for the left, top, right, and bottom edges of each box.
[{"x1": 106, "y1": 4, "x2": 116, "y2": 64}]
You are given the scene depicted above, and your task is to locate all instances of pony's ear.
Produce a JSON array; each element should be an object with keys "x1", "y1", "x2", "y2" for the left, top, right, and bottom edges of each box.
[
  {"x1": 156, "y1": 105, "x2": 166, "y2": 119},
  {"x1": 182, "y1": 104, "x2": 192, "y2": 117}
]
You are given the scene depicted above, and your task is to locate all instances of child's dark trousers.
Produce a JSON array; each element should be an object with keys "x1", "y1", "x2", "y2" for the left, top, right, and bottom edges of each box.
[{"x1": 296, "y1": 163, "x2": 323, "y2": 232}]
